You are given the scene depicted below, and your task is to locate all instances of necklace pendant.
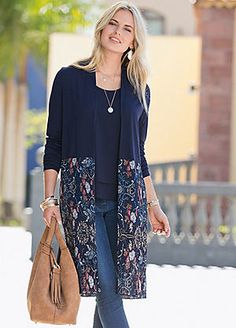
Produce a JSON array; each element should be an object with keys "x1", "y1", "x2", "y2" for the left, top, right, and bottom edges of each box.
[{"x1": 107, "y1": 107, "x2": 113, "y2": 113}]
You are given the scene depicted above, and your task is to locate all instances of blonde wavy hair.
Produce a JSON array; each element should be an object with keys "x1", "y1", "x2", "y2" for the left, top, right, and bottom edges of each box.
[{"x1": 72, "y1": 1, "x2": 150, "y2": 113}]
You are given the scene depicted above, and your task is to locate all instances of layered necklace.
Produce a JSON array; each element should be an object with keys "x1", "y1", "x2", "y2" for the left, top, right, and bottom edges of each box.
[{"x1": 96, "y1": 68, "x2": 120, "y2": 114}]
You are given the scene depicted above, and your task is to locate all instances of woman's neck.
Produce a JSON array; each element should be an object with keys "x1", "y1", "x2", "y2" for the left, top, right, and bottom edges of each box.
[{"x1": 97, "y1": 51, "x2": 122, "y2": 76}]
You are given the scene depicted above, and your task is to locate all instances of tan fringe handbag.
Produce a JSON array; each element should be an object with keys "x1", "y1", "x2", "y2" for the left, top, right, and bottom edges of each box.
[{"x1": 27, "y1": 216, "x2": 81, "y2": 325}]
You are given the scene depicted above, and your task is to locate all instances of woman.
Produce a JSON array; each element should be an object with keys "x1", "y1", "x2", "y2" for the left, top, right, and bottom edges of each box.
[{"x1": 41, "y1": 1, "x2": 171, "y2": 327}]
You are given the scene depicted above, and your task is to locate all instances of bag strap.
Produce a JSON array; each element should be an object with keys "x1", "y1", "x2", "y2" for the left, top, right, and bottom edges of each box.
[
  {"x1": 39, "y1": 224, "x2": 51, "y2": 246},
  {"x1": 42, "y1": 216, "x2": 67, "y2": 251},
  {"x1": 54, "y1": 219, "x2": 67, "y2": 251},
  {"x1": 45, "y1": 215, "x2": 57, "y2": 245}
]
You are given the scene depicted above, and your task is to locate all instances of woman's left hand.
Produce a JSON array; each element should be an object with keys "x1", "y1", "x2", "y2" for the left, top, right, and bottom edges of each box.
[{"x1": 148, "y1": 204, "x2": 171, "y2": 238}]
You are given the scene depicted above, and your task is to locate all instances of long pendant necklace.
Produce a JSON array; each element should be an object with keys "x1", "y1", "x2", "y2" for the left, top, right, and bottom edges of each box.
[
  {"x1": 103, "y1": 89, "x2": 117, "y2": 114},
  {"x1": 96, "y1": 68, "x2": 120, "y2": 113}
]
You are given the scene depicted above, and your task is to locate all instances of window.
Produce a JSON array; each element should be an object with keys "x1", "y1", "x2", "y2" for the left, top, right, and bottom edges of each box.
[{"x1": 140, "y1": 8, "x2": 165, "y2": 35}]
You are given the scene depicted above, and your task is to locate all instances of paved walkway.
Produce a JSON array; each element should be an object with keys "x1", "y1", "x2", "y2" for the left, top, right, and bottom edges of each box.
[{"x1": 0, "y1": 226, "x2": 235, "y2": 328}]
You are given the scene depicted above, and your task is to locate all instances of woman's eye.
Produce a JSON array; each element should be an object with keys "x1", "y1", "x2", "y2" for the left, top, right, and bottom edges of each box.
[{"x1": 109, "y1": 21, "x2": 131, "y2": 32}]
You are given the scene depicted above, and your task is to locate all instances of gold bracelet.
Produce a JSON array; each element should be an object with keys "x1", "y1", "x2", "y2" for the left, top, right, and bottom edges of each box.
[
  {"x1": 40, "y1": 196, "x2": 59, "y2": 211},
  {"x1": 41, "y1": 202, "x2": 59, "y2": 211},
  {"x1": 147, "y1": 199, "x2": 159, "y2": 209}
]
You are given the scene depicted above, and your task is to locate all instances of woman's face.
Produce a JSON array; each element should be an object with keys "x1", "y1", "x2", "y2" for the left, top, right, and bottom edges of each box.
[{"x1": 100, "y1": 9, "x2": 135, "y2": 55}]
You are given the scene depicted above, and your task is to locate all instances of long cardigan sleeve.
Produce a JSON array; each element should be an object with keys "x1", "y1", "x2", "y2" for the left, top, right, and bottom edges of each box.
[
  {"x1": 43, "y1": 68, "x2": 64, "y2": 173},
  {"x1": 139, "y1": 84, "x2": 151, "y2": 178}
]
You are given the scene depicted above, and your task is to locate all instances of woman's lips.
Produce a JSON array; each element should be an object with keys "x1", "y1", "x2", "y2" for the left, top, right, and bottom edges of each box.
[{"x1": 109, "y1": 37, "x2": 121, "y2": 44}]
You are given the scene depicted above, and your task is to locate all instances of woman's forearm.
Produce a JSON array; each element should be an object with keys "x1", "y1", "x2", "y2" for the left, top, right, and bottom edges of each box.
[
  {"x1": 144, "y1": 175, "x2": 159, "y2": 203},
  {"x1": 43, "y1": 169, "x2": 59, "y2": 198}
]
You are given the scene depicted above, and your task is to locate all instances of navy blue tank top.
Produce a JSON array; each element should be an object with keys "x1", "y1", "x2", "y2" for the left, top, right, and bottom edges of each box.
[{"x1": 95, "y1": 86, "x2": 121, "y2": 201}]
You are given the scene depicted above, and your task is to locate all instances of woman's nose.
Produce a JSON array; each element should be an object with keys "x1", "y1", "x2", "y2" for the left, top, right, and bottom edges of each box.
[{"x1": 115, "y1": 27, "x2": 121, "y2": 35}]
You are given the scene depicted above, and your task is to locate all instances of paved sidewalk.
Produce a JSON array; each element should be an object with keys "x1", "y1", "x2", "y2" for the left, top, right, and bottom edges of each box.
[{"x1": 0, "y1": 226, "x2": 235, "y2": 328}]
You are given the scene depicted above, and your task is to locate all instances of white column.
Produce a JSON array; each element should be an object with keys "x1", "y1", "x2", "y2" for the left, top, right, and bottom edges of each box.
[
  {"x1": 0, "y1": 83, "x2": 5, "y2": 184},
  {"x1": 2, "y1": 79, "x2": 18, "y2": 218},
  {"x1": 14, "y1": 83, "x2": 28, "y2": 219},
  {"x1": 0, "y1": 82, "x2": 5, "y2": 218}
]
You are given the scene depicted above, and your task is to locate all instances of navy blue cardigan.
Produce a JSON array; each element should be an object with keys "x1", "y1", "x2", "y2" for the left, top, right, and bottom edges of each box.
[
  {"x1": 43, "y1": 65, "x2": 151, "y2": 178},
  {"x1": 42, "y1": 63, "x2": 152, "y2": 299}
]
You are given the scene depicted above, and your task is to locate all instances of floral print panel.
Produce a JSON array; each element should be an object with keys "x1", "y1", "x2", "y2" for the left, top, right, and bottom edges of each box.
[
  {"x1": 117, "y1": 159, "x2": 148, "y2": 299},
  {"x1": 59, "y1": 156, "x2": 148, "y2": 299},
  {"x1": 59, "y1": 157, "x2": 101, "y2": 296}
]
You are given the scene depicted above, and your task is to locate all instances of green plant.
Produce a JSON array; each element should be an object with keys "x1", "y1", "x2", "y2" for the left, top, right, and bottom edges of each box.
[
  {"x1": 0, "y1": 218, "x2": 22, "y2": 226},
  {"x1": 25, "y1": 108, "x2": 47, "y2": 149}
]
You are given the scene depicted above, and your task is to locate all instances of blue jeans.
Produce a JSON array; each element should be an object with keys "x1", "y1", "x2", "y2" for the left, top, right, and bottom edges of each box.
[{"x1": 92, "y1": 198, "x2": 130, "y2": 328}]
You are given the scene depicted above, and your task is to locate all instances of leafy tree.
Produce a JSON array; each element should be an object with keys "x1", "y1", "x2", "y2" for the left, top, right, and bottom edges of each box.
[
  {"x1": 0, "y1": 0, "x2": 99, "y2": 221},
  {"x1": 0, "y1": 0, "x2": 97, "y2": 80}
]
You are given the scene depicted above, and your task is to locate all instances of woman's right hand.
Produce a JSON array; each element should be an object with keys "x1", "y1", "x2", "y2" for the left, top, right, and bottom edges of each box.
[{"x1": 43, "y1": 206, "x2": 62, "y2": 227}]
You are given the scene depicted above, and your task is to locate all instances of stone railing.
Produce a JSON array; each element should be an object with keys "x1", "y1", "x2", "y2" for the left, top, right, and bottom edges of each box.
[
  {"x1": 147, "y1": 182, "x2": 236, "y2": 267},
  {"x1": 149, "y1": 155, "x2": 197, "y2": 183},
  {"x1": 26, "y1": 148, "x2": 236, "y2": 266}
]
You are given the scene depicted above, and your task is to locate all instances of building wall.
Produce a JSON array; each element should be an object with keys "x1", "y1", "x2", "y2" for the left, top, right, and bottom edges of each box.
[
  {"x1": 146, "y1": 35, "x2": 201, "y2": 164},
  {"x1": 230, "y1": 8, "x2": 236, "y2": 182},
  {"x1": 194, "y1": 5, "x2": 236, "y2": 182}
]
